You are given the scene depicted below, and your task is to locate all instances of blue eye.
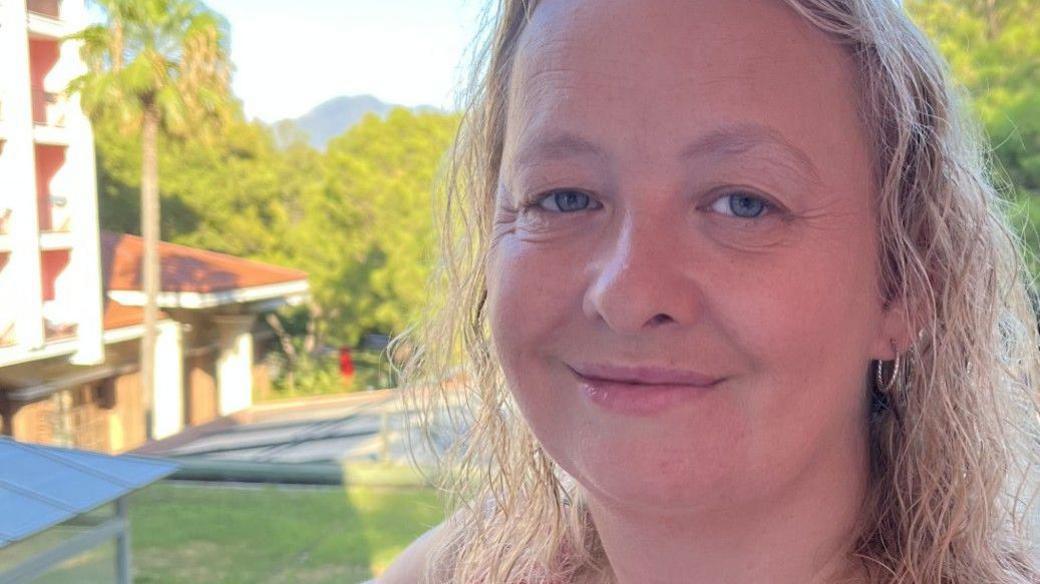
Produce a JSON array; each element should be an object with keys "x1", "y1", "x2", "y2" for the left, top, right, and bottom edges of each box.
[
  {"x1": 710, "y1": 192, "x2": 772, "y2": 219},
  {"x1": 530, "y1": 190, "x2": 596, "y2": 213}
]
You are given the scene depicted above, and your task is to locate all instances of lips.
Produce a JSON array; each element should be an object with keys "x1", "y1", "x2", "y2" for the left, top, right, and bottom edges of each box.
[
  {"x1": 568, "y1": 363, "x2": 722, "y2": 416},
  {"x1": 568, "y1": 362, "x2": 721, "y2": 387}
]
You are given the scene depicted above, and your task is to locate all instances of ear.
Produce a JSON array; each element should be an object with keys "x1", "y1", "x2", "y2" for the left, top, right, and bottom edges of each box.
[{"x1": 870, "y1": 292, "x2": 926, "y2": 361}]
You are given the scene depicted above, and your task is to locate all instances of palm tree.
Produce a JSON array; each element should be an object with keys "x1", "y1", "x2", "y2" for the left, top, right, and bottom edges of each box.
[{"x1": 68, "y1": 0, "x2": 232, "y2": 429}]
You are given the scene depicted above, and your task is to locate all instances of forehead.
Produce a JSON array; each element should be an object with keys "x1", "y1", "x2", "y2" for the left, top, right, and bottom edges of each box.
[{"x1": 504, "y1": 0, "x2": 871, "y2": 180}]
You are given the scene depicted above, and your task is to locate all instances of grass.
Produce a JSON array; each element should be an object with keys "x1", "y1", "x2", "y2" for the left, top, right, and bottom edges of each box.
[{"x1": 128, "y1": 481, "x2": 444, "y2": 583}]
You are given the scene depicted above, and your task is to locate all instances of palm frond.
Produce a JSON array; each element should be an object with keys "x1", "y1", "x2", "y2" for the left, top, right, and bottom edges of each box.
[{"x1": 65, "y1": 0, "x2": 232, "y2": 138}]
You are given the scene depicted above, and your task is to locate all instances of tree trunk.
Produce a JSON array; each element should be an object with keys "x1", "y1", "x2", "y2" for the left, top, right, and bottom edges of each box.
[
  {"x1": 264, "y1": 312, "x2": 298, "y2": 390},
  {"x1": 304, "y1": 301, "x2": 321, "y2": 354},
  {"x1": 264, "y1": 312, "x2": 298, "y2": 363},
  {"x1": 140, "y1": 103, "x2": 161, "y2": 437}
]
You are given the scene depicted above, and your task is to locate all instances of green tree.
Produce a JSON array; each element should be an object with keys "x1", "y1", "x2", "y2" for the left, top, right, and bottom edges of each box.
[
  {"x1": 907, "y1": 0, "x2": 1040, "y2": 274},
  {"x1": 68, "y1": 0, "x2": 232, "y2": 414},
  {"x1": 304, "y1": 108, "x2": 460, "y2": 347},
  {"x1": 92, "y1": 96, "x2": 461, "y2": 392},
  {"x1": 908, "y1": 0, "x2": 1040, "y2": 196}
]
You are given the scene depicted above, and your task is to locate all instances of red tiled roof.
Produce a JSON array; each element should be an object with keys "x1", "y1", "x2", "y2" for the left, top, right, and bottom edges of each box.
[
  {"x1": 102, "y1": 299, "x2": 167, "y2": 331},
  {"x1": 101, "y1": 231, "x2": 307, "y2": 294}
]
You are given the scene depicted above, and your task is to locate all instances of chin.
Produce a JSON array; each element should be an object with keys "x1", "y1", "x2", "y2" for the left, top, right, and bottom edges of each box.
[{"x1": 548, "y1": 429, "x2": 756, "y2": 514}]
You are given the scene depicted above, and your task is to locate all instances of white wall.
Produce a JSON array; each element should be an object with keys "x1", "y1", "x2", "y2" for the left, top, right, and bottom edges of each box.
[
  {"x1": 215, "y1": 314, "x2": 256, "y2": 416},
  {"x1": 152, "y1": 320, "x2": 184, "y2": 439}
]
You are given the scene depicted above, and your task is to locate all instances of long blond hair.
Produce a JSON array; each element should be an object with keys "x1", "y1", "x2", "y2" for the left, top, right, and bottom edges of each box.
[{"x1": 391, "y1": 0, "x2": 1040, "y2": 581}]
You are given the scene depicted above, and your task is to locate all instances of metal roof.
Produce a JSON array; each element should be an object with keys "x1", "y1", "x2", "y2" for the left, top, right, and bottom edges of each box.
[{"x1": 0, "y1": 437, "x2": 178, "y2": 547}]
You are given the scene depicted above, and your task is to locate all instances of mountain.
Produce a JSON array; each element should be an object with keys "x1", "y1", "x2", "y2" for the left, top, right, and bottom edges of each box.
[{"x1": 273, "y1": 94, "x2": 442, "y2": 151}]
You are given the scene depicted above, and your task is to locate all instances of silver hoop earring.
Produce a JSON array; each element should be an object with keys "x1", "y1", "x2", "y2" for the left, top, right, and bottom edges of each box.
[{"x1": 875, "y1": 342, "x2": 901, "y2": 394}]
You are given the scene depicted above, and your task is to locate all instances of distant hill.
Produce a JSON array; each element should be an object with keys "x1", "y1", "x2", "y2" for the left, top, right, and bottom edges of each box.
[{"x1": 272, "y1": 94, "x2": 442, "y2": 151}]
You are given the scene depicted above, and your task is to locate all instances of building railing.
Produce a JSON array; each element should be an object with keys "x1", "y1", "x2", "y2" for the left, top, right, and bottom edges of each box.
[
  {"x1": 43, "y1": 300, "x2": 78, "y2": 342},
  {"x1": 44, "y1": 320, "x2": 77, "y2": 341},
  {"x1": 26, "y1": 0, "x2": 61, "y2": 19},
  {"x1": 48, "y1": 196, "x2": 71, "y2": 232},
  {"x1": 38, "y1": 197, "x2": 71, "y2": 233},
  {"x1": 31, "y1": 86, "x2": 66, "y2": 127}
]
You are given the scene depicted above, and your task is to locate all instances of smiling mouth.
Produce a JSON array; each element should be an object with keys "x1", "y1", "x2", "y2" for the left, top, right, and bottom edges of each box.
[
  {"x1": 574, "y1": 373, "x2": 723, "y2": 390},
  {"x1": 568, "y1": 367, "x2": 722, "y2": 415},
  {"x1": 566, "y1": 362, "x2": 723, "y2": 387}
]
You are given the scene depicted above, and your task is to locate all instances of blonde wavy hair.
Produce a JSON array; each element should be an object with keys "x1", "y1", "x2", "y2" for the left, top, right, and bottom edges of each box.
[{"x1": 390, "y1": 0, "x2": 1040, "y2": 582}]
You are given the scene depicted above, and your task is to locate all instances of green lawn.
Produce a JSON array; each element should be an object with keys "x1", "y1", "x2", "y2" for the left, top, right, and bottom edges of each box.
[{"x1": 128, "y1": 482, "x2": 444, "y2": 583}]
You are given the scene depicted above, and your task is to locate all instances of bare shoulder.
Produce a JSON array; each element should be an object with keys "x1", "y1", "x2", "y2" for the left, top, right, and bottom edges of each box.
[{"x1": 372, "y1": 520, "x2": 452, "y2": 584}]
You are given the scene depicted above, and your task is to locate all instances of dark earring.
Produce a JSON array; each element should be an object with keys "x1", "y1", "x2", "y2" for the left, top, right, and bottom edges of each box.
[{"x1": 870, "y1": 339, "x2": 903, "y2": 422}]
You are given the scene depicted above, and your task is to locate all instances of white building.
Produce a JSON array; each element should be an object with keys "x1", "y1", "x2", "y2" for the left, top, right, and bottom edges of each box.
[
  {"x1": 0, "y1": 0, "x2": 105, "y2": 368},
  {"x1": 0, "y1": 0, "x2": 309, "y2": 453}
]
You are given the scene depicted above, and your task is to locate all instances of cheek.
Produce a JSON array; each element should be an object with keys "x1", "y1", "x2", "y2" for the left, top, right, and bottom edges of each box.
[
  {"x1": 486, "y1": 237, "x2": 570, "y2": 375},
  {"x1": 729, "y1": 243, "x2": 879, "y2": 443},
  {"x1": 486, "y1": 236, "x2": 590, "y2": 448}
]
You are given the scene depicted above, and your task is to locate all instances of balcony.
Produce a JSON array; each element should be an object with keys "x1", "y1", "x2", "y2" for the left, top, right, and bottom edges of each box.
[
  {"x1": 40, "y1": 231, "x2": 73, "y2": 250},
  {"x1": 31, "y1": 86, "x2": 70, "y2": 144},
  {"x1": 27, "y1": 0, "x2": 61, "y2": 19},
  {"x1": 32, "y1": 86, "x2": 66, "y2": 128},
  {"x1": 41, "y1": 249, "x2": 77, "y2": 341},
  {"x1": 44, "y1": 196, "x2": 72, "y2": 233},
  {"x1": 34, "y1": 125, "x2": 70, "y2": 146},
  {"x1": 36, "y1": 144, "x2": 72, "y2": 233},
  {"x1": 27, "y1": 7, "x2": 70, "y2": 40},
  {"x1": 44, "y1": 313, "x2": 77, "y2": 342}
]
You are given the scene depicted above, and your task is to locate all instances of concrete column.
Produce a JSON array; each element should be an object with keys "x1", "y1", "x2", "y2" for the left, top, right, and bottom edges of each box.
[
  {"x1": 59, "y1": 0, "x2": 104, "y2": 365},
  {"x1": 151, "y1": 320, "x2": 184, "y2": 439},
  {"x1": 65, "y1": 113, "x2": 105, "y2": 363},
  {"x1": 2, "y1": 0, "x2": 46, "y2": 350},
  {"x1": 214, "y1": 314, "x2": 255, "y2": 416}
]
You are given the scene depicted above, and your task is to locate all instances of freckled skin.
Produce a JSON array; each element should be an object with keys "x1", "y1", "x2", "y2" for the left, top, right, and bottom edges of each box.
[{"x1": 484, "y1": 0, "x2": 914, "y2": 582}]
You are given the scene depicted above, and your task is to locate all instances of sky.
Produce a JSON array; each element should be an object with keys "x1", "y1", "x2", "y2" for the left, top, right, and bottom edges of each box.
[{"x1": 165, "y1": 0, "x2": 485, "y2": 122}]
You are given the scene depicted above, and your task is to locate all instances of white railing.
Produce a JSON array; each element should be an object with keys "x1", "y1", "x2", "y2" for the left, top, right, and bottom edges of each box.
[
  {"x1": 31, "y1": 87, "x2": 66, "y2": 127},
  {"x1": 42, "y1": 301, "x2": 77, "y2": 341},
  {"x1": 48, "y1": 196, "x2": 70, "y2": 232}
]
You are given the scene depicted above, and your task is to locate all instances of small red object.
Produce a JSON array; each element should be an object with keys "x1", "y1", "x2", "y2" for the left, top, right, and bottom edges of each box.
[{"x1": 338, "y1": 347, "x2": 355, "y2": 378}]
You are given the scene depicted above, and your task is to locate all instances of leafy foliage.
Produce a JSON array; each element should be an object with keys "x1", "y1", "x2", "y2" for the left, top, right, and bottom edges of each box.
[
  {"x1": 101, "y1": 113, "x2": 303, "y2": 258},
  {"x1": 305, "y1": 109, "x2": 460, "y2": 346},
  {"x1": 70, "y1": 0, "x2": 235, "y2": 398},
  {"x1": 69, "y1": 0, "x2": 233, "y2": 138},
  {"x1": 907, "y1": 0, "x2": 1040, "y2": 275},
  {"x1": 96, "y1": 106, "x2": 459, "y2": 346}
]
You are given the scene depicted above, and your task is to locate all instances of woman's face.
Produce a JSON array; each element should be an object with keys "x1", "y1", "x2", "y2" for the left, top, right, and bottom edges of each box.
[{"x1": 486, "y1": 0, "x2": 905, "y2": 512}]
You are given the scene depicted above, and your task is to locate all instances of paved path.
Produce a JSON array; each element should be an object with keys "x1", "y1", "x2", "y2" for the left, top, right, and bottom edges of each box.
[{"x1": 137, "y1": 389, "x2": 468, "y2": 467}]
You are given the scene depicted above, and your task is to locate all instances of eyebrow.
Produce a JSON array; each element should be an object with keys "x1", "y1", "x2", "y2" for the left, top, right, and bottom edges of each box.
[
  {"x1": 510, "y1": 122, "x2": 822, "y2": 186},
  {"x1": 683, "y1": 123, "x2": 822, "y2": 186},
  {"x1": 512, "y1": 133, "x2": 608, "y2": 169}
]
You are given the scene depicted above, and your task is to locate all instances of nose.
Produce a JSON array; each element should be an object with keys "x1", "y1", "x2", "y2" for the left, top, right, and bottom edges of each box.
[{"x1": 582, "y1": 213, "x2": 703, "y2": 334}]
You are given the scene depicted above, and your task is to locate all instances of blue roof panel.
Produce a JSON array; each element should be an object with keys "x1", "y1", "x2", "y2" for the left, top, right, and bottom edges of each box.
[
  {"x1": 0, "y1": 488, "x2": 70, "y2": 543},
  {"x1": 0, "y1": 438, "x2": 178, "y2": 548}
]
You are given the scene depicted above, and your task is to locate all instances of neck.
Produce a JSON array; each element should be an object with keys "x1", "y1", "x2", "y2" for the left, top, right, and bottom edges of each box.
[{"x1": 584, "y1": 436, "x2": 871, "y2": 584}]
